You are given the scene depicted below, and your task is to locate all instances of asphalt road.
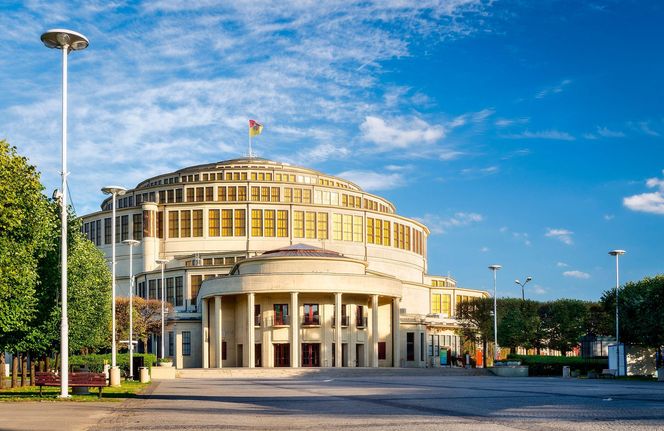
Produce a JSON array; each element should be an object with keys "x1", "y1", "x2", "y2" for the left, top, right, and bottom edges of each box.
[{"x1": 85, "y1": 374, "x2": 664, "y2": 431}]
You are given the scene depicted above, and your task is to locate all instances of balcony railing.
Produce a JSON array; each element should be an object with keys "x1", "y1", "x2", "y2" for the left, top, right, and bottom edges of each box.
[
  {"x1": 331, "y1": 316, "x2": 350, "y2": 326},
  {"x1": 302, "y1": 316, "x2": 320, "y2": 326},
  {"x1": 270, "y1": 315, "x2": 290, "y2": 326}
]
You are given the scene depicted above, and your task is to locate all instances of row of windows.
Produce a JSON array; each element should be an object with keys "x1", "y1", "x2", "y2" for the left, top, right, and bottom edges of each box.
[
  {"x1": 432, "y1": 279, "x2": 455, "y2": 288},
  {"x1": 431, "y1": 293, "x2": 452, "y2": 316},
  {"x1": 184, "y1": 255, "x2": 246, "y2": 267},
  {"x1": 260, "y1": 304, "x2": 366, "y2": 327},
  {"x1": 168, "y1": 330, "x2": 191, "y2": 356},
  {"x1": 137, "y1": 276, "x2": 185, "y2": 307}
]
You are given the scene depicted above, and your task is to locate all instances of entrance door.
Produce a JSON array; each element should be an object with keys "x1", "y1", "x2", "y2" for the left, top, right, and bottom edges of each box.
[
  {"x1": 356, "y1": 344, "x2": 365, "y2": 367},
  {"x1": 302, "y1": 343, "x2": 320, "y2": 367},
  {"x1": 237, "y1": 344, "x2": 243, "y2": 367},
  {"x1": 255, "y1": 343, "x2": 262, "y2": 367},
  {"x1": 274, "y1": 343, "x2": 290, "y2": 367},
  {"x1": 342, "y1": 343, "x2": 348, "y2": 367}
]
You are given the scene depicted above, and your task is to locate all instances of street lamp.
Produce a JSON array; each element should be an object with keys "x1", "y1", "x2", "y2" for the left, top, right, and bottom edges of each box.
[
  {"x1": 155, "y1": 258, "x2": 170, "y2": 359},
  {"x1": 41, "y1": 28, "x2": 89, "y2": 399},
  {"x1": 609, "y1": 249, "x2": 626, "y2": 376},
  {"x1": 515, "y1": 276, "x2": 533, "y2": 301},
  {"x1": 102, "y1": 185, "x2": 127, "y2": 387},
  {"x1": 489, "y1": 264, "x2": 502, "y2": 361},
  {"x1": 122, "y1": 239, "x2": 140, "y2": 379}
]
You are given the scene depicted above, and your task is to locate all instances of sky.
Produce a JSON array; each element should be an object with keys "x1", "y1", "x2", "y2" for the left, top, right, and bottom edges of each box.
[{"x1": 1, "y1": 0, "x2": 662, "y2": 301}]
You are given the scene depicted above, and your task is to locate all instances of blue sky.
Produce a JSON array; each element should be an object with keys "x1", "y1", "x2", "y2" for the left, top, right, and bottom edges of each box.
[{"x1": 1, "y1": 0, "x2": 662, "y2": 301}]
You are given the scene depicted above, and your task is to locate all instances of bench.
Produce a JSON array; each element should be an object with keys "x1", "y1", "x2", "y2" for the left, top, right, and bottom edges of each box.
[
  {"x1": 601, "y1": 369, "x2": 617, "y2": 378},
  {"x1": 35, "y1": 371, "x2": 107, "y2": 398}
]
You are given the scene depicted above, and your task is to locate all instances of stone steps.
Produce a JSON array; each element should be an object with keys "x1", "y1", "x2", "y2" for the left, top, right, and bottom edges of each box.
[{"x1": 176, "y1": 367, "x2": 491, "y2": 379}]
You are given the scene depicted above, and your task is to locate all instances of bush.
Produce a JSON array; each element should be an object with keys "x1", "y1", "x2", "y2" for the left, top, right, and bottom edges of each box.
[
  {"x1": 507, "y1": 354, "x2": 608, "y2": 376},
  {"x1": 69, "y1": 353, "x2": 156, "y2": 374}
]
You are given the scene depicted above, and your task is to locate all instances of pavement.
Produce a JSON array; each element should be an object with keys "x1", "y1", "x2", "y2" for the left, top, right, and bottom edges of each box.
[{"x1": 2, "y1": 369, "x2": 664, "y2": 430}]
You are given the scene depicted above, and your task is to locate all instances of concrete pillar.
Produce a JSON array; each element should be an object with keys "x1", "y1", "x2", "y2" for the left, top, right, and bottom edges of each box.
[
  {"x1": 141, "y1": 203, "x2": 158, "y2": 272},
  {"x1": 215, "y1": 295, "x2": 223, "y2": 368},
  {"x1": 174, "y1": 324, "x2": 182, "y2": 369},
  {"x1": 201, "y1": 298, "x2": 209, "y2": 368},
  {"x1": 371, "y1": 294, "x2": 379, "y2": 367},
  {"x1": 335, "y1": 292, "x2": 342, "y2": 368},
  {"x1": 291, "y1": 292, "x2": 299, "y2": 368},
  {"x1": 247, "y1": 293, "x2": 255, "y2": 368},
  {"x1": 392, "y1": 297, "x2": 401, "y2": 368}
]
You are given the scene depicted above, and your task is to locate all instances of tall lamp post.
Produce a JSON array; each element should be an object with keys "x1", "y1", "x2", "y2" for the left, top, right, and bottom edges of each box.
[
  {"x1": 489, "y1": 265, "x2": 502, "y2": 361},
  {"x1": 102, "y1": 186, "x2": 127, "y2": 387},
  {"x1": 41, "y1": 28, "x2": 89, "y2": 398},
  {"x1": 609, "y1": 249, "x2": 626, "y2": 376},
  {"x1": 122, "y1": 239, "x2": 140, "y2": 379},
  {"x1": 156, "y1": 259, "x2": 169, "y2": 359},
  {"x1": 515, "y1": 276, "x2": 533, "y2": 301}
]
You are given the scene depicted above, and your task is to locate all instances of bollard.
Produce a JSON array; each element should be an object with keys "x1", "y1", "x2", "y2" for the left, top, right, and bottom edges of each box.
[
  {"x1": 139, "y1": 367, "x2": 150, "y2": 383},
  {"x1": 562, "y1": 366, "x2": 571, "y2": 378}
]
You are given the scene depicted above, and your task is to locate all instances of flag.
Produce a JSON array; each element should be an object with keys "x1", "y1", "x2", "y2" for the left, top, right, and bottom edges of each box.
[{"x1": 249, "y1": 120, "x2": 263, "y2": 137}]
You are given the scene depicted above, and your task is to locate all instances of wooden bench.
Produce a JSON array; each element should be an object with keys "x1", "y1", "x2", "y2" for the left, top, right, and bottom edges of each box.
[{"x1": 35, "y1": 371, "x2": 107, "y2": 398}]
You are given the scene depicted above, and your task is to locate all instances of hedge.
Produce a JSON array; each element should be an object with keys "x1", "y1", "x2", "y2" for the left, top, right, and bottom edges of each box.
[
  {"x1": 69, "y1": 353, "x2": 157, "y2": 375},
  {"x1": 507, "y1": 354, "x2": 608, "y2": 376}
]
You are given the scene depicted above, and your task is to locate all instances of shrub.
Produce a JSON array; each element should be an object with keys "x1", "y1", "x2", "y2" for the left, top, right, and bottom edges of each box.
[
  {"x1": 507, "y1": 354, "x2": 608, "y2": 376},
  {"x1": 69, "y1": 353, "x2": 156, "y2": 374}
]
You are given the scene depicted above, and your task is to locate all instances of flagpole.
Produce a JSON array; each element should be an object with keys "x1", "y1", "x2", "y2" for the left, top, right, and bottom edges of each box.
[{"x1": 249, "y1": 133, "x2": 253, "y2": 158}]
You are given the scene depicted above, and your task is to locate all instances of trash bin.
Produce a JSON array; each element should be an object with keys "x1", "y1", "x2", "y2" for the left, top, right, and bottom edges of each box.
[
  {"x1": 132, "y1": 356, "x2": 144, "y2": 380},
  {"x1": 562, "y1": 365, "x2": 571, "y2": 378},
  {"x1": 139, "y1": 367, "x2": 150, "y2": 383}
]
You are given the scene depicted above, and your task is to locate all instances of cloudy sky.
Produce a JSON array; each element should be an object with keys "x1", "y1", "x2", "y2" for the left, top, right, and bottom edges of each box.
[{"x1": 1, "y1": 0, "x2": 662, "y2": 300}]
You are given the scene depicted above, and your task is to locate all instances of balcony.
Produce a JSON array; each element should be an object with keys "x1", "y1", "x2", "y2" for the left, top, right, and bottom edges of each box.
[
  {"x1": 270, "y1": 315, "x2": 290, "y2": 326},
  {"x1": 302, "y1": 316, "x2": 320, "y2": 326}
]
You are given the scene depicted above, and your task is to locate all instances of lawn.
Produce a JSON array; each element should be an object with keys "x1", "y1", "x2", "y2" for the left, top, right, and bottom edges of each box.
[{"x1": 0, "y1": 379, "x2": 150, "y2": 402}]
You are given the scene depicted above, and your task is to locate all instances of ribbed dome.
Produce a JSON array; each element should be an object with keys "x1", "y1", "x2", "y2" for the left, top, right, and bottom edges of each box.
[{"x1": 260, "y1": 243, "x2": 344, "y2": 258}]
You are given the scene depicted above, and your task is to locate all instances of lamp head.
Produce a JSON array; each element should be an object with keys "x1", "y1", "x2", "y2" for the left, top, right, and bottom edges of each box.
[
  {"x1": 122, "y1": 239, "x2": 140, "y2": 246},
  {"x1": 609, "y1": 250, "x2": 626, "y2": 256},
  {"x1": 488, "y1": 264, "x2": 502, "y2": 271},
  {"x1": 101, "y1": 186, "x2": 127, "y2": 196},
  {"x1": 515, "y1": 279, "x2": 521, "y2": 285},
  {"x1": 526, "y1": 276, "x2": 533, "y2": 282},
  {"x1": 41, "y1": 29, "x2": 89, "y2": 51},
  {"x1": 155, "y1": 259, "x2": 169, "y2": 265}
]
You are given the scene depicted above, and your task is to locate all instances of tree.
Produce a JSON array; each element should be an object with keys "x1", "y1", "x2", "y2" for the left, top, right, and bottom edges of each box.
[
  {"x1": 456, "y1": 297, "x2": 495, "y2": 365},
  {"x1": 497, "y1": 299, "x2": 542, "y2": 353},
  {"x1": 541, "y1": 299, "x2": 588, "y2": 356},
  {"x1": 116, "y1": 297, "x2": 168, "y2": 350}
]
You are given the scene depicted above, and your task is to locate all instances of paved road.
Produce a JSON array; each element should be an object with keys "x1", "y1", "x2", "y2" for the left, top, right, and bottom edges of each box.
[{"x1": 86, "y1": 374, "x2": 664, "y2": 431}]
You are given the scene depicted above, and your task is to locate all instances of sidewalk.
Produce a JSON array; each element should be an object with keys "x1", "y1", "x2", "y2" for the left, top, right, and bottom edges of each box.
[{"x1": 0, "y1": 401, "x2": 116, "y2": 431}]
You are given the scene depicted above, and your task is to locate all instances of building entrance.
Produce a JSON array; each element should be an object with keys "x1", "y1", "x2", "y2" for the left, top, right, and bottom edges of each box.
[
  {"x1": 274, "y1": 343, "x2": 290, "y2": 367},
  {"x1": 302, "y1": 343, "x2": 320, "y2": 367}
]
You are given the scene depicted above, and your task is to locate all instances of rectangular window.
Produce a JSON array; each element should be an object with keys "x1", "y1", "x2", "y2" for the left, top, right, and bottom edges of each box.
[
  {"x1": 115, "y1": 216, "x2": 121, "y2": 243},
  {"x1": 132, "y1": 214, "x2": 143, "y2": 241},
  {"x1": 367, "y1": 218, "x2": 374, "y2": 244},
  {"x1": 383, "y1": 221, "x2": 391, "y2": 246},
  {"x1": 175, "y1": 276, "x2": 183, "y2": 307},
  {"x1": 293, "y1": 211, "x2": 304, "y2": 238},
  {"x1": 420, "y1": 333, "x2": 425, "y2": 361},
  {"x1": 205, "y1": 186, "x2": 213, "y2": 201},
  {"x1": 277, "y1": 210, "x2": 288, "y2": 237},
  {"x1": 227, "y1": 186, "x2": 236, "y2": 201},
  {"x1": 317, "y1": 212, "x2": 328, "y2": 240},
  {"x1": 218, "y1": 186, "x2": 227, "y2": 202},
  {"x1": 168, "y1": 211, "x2": 179, "y2": 238},
  {"x1": 192, "y1": 210, "x2": 203, "y2": 237},
  {"x1": 196, "y1": 187, "x2": 204, "y2": 202},
  {"x1": 441, "y1": 294, "x2": 451, "y2": 317},
  {"x1": 175, "y1": 188, "x2": 183, "y2": 203},
  {"x1": 251, "y1": 209, "x2": 263, "y2": 237},
  {"x1": 166, "y1": 277, "x2": 174, "y2": 305},
  {"x1": 167, "y1": 189, "x2": 174, "y2": 203},
  {"x1": 234, "y1": 209, "x2": 246, "y2": 236},
  {"x1": 251, "y1": 186, "x2": 260, "y2": 201},
  {"x1": 342, "y1": 215, "x2": 352, "y2": 241},
  {"x1": 120, "y1": 215, "x2": 129, "y2": 241},
  {"x1": 186, "y1": 188, "x2": 194, "y2": 202},
  {"x1": 284, "y1": 188, "x2": 292, "y2": 202},
  {"x1": 407, "y1": 332, "x2": 415, "y2": 361},
  {"x1": 333, "y1": 214, "x2": 342, "y2": 240},
  {"x1": 432, "y1": 293, "x2": 441, "y2": 314},
  {"x1": 254, "y1": 304, "x2": 261, "y2": 326},
  {"x1": 294, "y1": 188, "x2": 302, "y2": 203},
  {"x1": 222, "y1": 341, "x2": 227, "y2": 360},
  {"x1": 221, "y1": 209, "x2": 233, "y2": 237},
  {"x1": 274, "y1": 304, "x2": 289, "y2": 326},
  {"x1": 303, "y1": 304, "x2": 319, "y2": 325},
  {"x1": 303, "y1": 189, "x2": 311, "y2": 204},
  {"x1": 264, "y1": 210, "x2": 275, "y2": 237},
  {"x1": 378, "y1": 342, "x2": 386, "y2": 360},
  {"x1": 156, "y1": 212, "x2": 164, "y2": 239},
  {"x1": 168, "y1": 331, "x2": 174, "y2": 356},
  {"x1": 156, "y1": 278, "x2": 162, "y2": 300},
  {"x1": 182, "y1": 331, "x2": 191, "y2": 356},
  {"x1": 261, "y1": 187, "x2": 269, "y2": 202},
  {"x1": 405, "y1": 226, "x2": 411, "y2": 250},
  {"x1": 305, "y1": 212, "x2": 316, "y2": 239},
  {"x1": 237, "y1": 186, "x2": 247, "y2": 201},
  {"x1": 137, "y1": 281, "x2": 146, "y2": 299},
  {"x1": 190, "y1": 275, "x2": 203, "y2": 306},
  {"x1": 180, "y1": 211, "x2": 191, "y2": 237},
  {"x1": 271, "y1": 187, "x2": 280, "y2": 202},
  {"x1": 104, "y1": 217, "x2": 111, "y2": 244},
  {"x1": 353, "y1": 215, "x2": 363, "y2": 242},
  {"x1": 209, "y1": 209, "x2": 220, "y2": 237},
  {"x1": 149, "y1": 279, "x2": 156, "y2": 299},
  {"x1": 356, "y1": 305, "x2": 365, "y2": 328}
]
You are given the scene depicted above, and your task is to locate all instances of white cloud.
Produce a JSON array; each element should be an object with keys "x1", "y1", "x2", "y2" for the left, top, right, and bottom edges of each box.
[
  {"x1": 360, "y1": 115, "x2": 445, "y2": 149},
  {"x1": 556, "y1": 262, "x2": 569, "y2": 267},
  {"x1": 624, "y1": 170, "x2": 664, "y2": 215},
  {"x1": 604, "y1": 214, "x2": 614, "y2": 221},
  {"x1": 415, "y1": 212, "x2": 484, "y2": 235},
  {"x1": 480, "y1": 246, "x2": 490, "y2": 253},
  {"x1": 494, "y1": 117, "x2": 529, "y2": 127},
  {"x1": 335, "y1": 170, "x2": 406, "y2": 191},
  {"x1": 563, "y1": 270, "x2": 591, "y2": 280},
  {"x1": 502, "y1": 130, "x2": 575, "y2": 141},
  {"x1": 535, "y1": 79, "x2": 572, "y2": 99},
  {"x1": 545, "y1": 228, "x2": 574, "y2": 245},
  {"x1": 596, "y1": 126, "x2": 625, "y2": 138},
  {"x1": 532, "y1": 284, "x2": 547, "y2": 295},
  {"x1": 638, "y1": 121, "x2": 660, "y2": 137},
  {"x1": 500, "y1": 227, "x2": 531, "y2": 246}
]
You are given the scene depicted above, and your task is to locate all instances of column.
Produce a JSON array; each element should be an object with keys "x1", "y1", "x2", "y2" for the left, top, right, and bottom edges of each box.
[
  {"x1": 174, "y1": 324, "x2": 182, "y2": 369},
  {"x1": 371, "y1": 294, "x2": 379, "y2": 367},
  {"x1": 215, "y1": 295, "x2": 223, "y2": 368},
  {"x1": 201, "y1": 298, "x2": 209, "y2": 368},
  {"x1": 335, "y1": 292, "x2": 342, "y2": 368},
  {"x1": 392, "y1": 297, "x2": 401, "y2": 368},
  {"x1": 291, "y1": 292, "x2": 299, "y2": 368},
  {"x1": 247, "y1": 293, "x2": 255, "y2": 368}
]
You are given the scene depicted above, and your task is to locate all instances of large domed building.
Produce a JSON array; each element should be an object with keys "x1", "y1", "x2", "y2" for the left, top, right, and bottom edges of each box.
[{"x1": 81, "y1": 158, "x2": 487, "y2": 369}]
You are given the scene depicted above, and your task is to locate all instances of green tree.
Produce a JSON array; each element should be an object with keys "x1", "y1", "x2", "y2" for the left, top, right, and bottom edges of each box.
[
  {"x1": 497, "y1": 299, "x2": 542, "y2": 353},
  {"x1": 541, "y1": 299, "x2": 589, "y2": 356},
  {"x1": 456, "y1": 297, "x2": 495, "y2": 365},
  {"x1": 115, "y1": 297, "x2": 166, "y2": 350}
]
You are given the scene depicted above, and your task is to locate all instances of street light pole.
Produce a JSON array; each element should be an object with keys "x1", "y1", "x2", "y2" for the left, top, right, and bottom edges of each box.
[
  {"x1": 609, "y1": 249, "x2": 626, "y2": 375},
  {"x1": 41, "y1": 28, "x2": 89, "y2": 399},
  {"x1": 123, "y1": 239, "x2": 140, "y2": 379},
  {"x1": 156, "y1": 259, "x2": 169, "y2": 359},
  {"x1": 102, "y1": 186, "x2": 126, "y2": 387},
  {"x1": 514, "y1": 276, "x2": 533, "y2": 301},
  {"x1": 489, "y1": 265, "x2": 502, "y2": 361}
]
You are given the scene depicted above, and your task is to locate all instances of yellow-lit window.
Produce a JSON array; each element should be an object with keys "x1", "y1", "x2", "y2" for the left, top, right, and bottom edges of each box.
[
  {"x1": 375, "y1": 219, "x2": 383, "y2": 245},
  {"x1": 218, "y1": 186, "x2": 227, "y2": 202},
  {"x1": 289, "y1": 174, "x2": 296, "y2": 182},
  {"x1": 228, "y1": 186, "x2": 237, "y2": 201},
  {"x1": 333, "y1": 214, "x2": 342, "y2": 240},
  {"x1": 276, "y1": 173, "x2": 282, "y2": 182},
  {"x1": 196, "y1": 187, "x2": 204, "y2": 202},
  {"x1": 241, "y1": 172, "x2": 247, "y2": 180},
  {"x1": 342, "y1": 215, "x2": 352, "y2": 241},
  {"x1": 342, "y1": 194, "x2": 348, "y2": 207},
  {"x1": 266, "y1": 173, "x2": 272, "y2": 181},
  {"x1": 225, "y1": 173, "x2": 232, "y2": 181},
  {"x1": 317, "y1": 212, "x2": 328, "y2": 239},
  {"x1": 305, "y1": 212, "x2": 316, "y2": 239},
  {"x1": 221, "y1": 209, "x2": 232, "y2": 237},
  {"x1": 234, "y1": 209, "x2": 246, "y2": 236},
  {"x1": 261, "y1": 187, "x2": 269, "y2": 202},
  {"x1": 251, "y1": 209, "x2": 263, "y2": 237},
  {"x1": 353, "y1": 215, "x2": 363, "y2": 242},
  {"x1": 271, "y1": 187, "x2": 280, "y2": 202},
  {"x1": 354, "y1": 196, "x2": 361, "y2": 208},
  {"x1": 293, "y1": 211, "x2": 304, "y2": 238},
  {"x1": 441, "y1": 294, "x2": 451, "y2": 316},
  {"x1": 258, "y1": 173, "x2": 265, "y2": 181},
  {"x1": 284, "y1": 188, "x2": 292, "y2": 202},
  {"x1": 383, "y1": 221, "x2": 391, "y2": 246},
  {"x1": 192, "y1": 210, "x2": 203, "y2": 237},
  {"x1": 186, "y1": 188, "x2": 194, "y2": 202},
  {"x1": 303, "y1": 189, "x2": 311, "y2": 204},
  {"x1": 180, "y1": 211, "x2": 191, "y2": 237},
  {"x1": 251, "y1": 186, "x2": 259, "y2": 201},
  {"x1": 209, "y1": 209, "x2": 220, "y2": 237},
  {"x1": 294, "y1": 188, "x2": 302, "y2": 203},
  {"x1": 432, "y1": 293, "x2": 441, "y2": 314},
  {"x1": 264, "y1": 210, "x2": 275, "y2": 237},
  {"x1": 251, "y1": 172, "x2": 257, "y2": 181},
  {"x1": 168, "y1": 211, "x2": 179, "y2": 238},
  {"x1": 238, "y1": 186, "x2": 247, "y2": 201},
  {"x1": 405, "y1": 226, "x2": 410, "y2": 250},
  {"x1": 367, "y1": 218, "x2": 374, "y2": 244},
  {"x1": 205, "y1": 187, "x2": 213, "y2": 201},
  {"x1": 233, "y1": 172, "x2": 240, "y2": 180},
  {"x1": 277, "y1": 210, "x2": 288, "y2": 237}
]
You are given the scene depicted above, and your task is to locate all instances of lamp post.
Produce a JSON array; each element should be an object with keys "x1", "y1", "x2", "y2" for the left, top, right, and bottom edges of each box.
[
  {"x1": 102, "y1": 186, "x2": 126, "y2": 386},
  {"x1": 122, "y1": 239, "x2": 140, "y2": 379},
  {"x1": 514, "y1": 276, "x2": 533, "y2": 301},
  {"x1": 41, "y1": 28, "x2": 89, "y2": 399},
  {"x1": 489, "y1": 265, "x2": 502, "y2": 361},
  {"x1": 155, "y1": 259, "x2": 169, "y2": 359},
  {"x1": 609, "y1": 249, "x2": 626, "y2": 376}
]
